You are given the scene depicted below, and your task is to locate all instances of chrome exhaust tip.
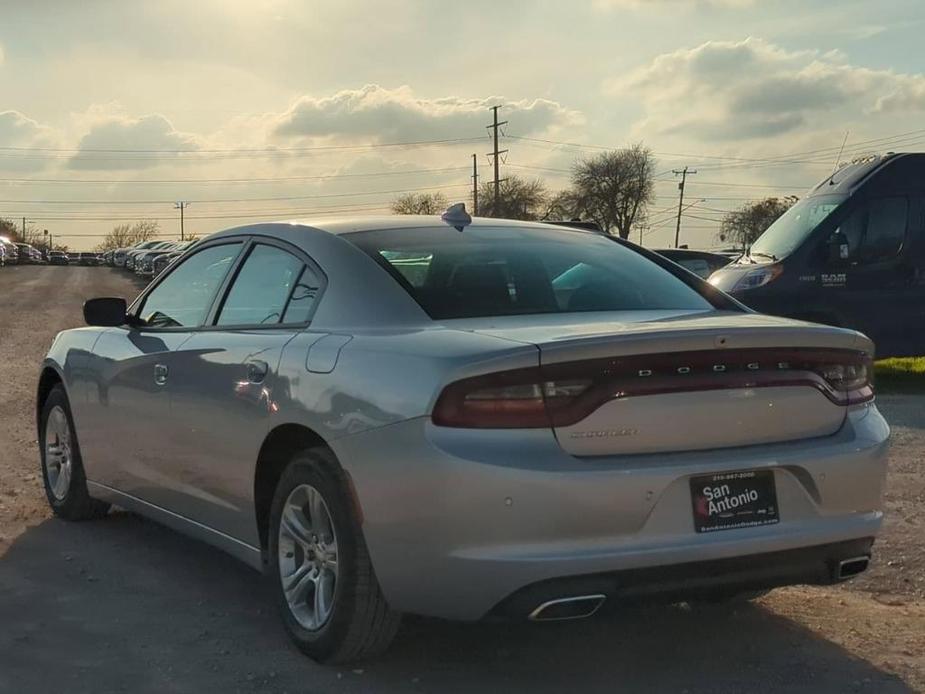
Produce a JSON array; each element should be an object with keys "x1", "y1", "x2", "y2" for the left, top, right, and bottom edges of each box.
[
  {"x1": 529, "y1": 594, "x2": 606, "y2": 621},
  {"x1": 836, "y1": 555, "x2": 870, "y2": 580}
]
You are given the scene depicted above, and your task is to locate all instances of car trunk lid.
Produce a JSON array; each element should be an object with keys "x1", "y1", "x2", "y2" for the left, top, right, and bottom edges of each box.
[{"x1": 445, "y1": 311, "x2": 871, "y2": 456}]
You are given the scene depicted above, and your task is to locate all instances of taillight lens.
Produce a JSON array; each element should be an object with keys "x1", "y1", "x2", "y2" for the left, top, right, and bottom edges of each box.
[
  {"x1": 432, "y1": 369, "x2": 592, "y2": 428},
  {"x1": 817, "y1": 357, "x2": 873, "y2": 405},
  {"x1": 432, "y1": 349, "x2": 873, "y2": 429}
]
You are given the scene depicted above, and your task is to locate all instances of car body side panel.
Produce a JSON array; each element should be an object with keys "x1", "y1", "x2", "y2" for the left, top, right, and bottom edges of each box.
[
  {"x1": 272, "y1": 327, "x2": 538, "y2": 443},
  {"x1": 159, "y1": 329, "x2": 300, "y2": 546},
  {"x1": 42, "y1": 327, "x2": 106, "y2": 428},
  {"x1": 78, "y1": 327, "x2": 195, "y2": 491}
]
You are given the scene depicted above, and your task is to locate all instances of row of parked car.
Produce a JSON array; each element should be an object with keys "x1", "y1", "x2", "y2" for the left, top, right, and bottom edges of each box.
[
  {"x1": 0, "y1": 240, "x2": 48, "y2": 266},
  {"x1": 107, "y1": 239, "x2": 196, "y2": 277},
  {"x1": 0, "y1": 240, "x2": 111, "y2": 267}
]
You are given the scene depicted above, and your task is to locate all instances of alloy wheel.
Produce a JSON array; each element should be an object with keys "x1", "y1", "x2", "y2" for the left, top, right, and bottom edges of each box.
[
  {"x1": 44, "y1": 405, "x2": 73, "y2": 501},
  {"x1": 278, "y1": 484, "x2": 339, "y2": 630}
]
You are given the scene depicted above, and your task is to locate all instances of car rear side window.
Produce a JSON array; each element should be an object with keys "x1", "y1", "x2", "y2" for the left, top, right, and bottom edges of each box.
[
  {"x1": 216, "y1": 244, "x2": 315, "y2": 326},
  {"x1": 138, "y1": 243, "x2": 242, "y2": 328},
  {"x1": 347, "y1": 226, "x2": 713, "y2": 319}
]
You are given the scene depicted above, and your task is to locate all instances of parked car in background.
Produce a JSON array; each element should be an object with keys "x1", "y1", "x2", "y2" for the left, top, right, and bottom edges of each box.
[
  {"x1": 655, "y1": 248, "x2": 736, "y2": 279},
  {"x1": 48, "y1": 251, "x2": 69, "y2": 266},
  {"x1": 135, "y1": 243, "x2": 181, "y2": 276},
  {"x1": 151, "y1": 241, "x2": 194, "y2": 276},
  {"x1": 76, "y1": 252, "x2": 103, "y2": 266},
  {"x1": 40, "y1": 212, "x2": 889, "y2": 663},
  {"x1": 709, "y1": 152, "x2": 925, "y2": 358},
  {"x1": 32, "y1": 248, "x2": 47, "y2": 264},
  {"x1": 2, "y1": 241, "x2": 20, "y2": 265},
  {"x1": 126, "y1": 241, "x2": 173, "y2": 271},
  {"x1": 0, "y1": 242, "x2": 6, "y2": 267},
  {"x1": 15, "y1": 243, "x2": 37, "y2": 264},
  {"x1": 102, "y1": 250, "x2": 114, "y2": 266},
  {"x1": 115, "y1": 240, "x2": 160, "y2": 268}
]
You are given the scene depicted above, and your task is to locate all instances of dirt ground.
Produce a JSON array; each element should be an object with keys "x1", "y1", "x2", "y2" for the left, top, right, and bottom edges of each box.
[{"x1": 1, "y1": 265, "x2": 923, "y2": 693}]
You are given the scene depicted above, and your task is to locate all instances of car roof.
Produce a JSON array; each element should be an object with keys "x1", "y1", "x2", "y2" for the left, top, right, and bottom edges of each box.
[{"x1": 209, "y1": 214, "x2": 601, "y2": 240}]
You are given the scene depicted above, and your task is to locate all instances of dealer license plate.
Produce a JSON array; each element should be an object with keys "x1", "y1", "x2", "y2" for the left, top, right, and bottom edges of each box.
[{"x1": 690, "y1": 470, "x2": 779, "y2": 533}]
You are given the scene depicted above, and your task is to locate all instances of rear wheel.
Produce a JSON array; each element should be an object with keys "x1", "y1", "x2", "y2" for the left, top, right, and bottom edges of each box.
[
  {"x1": 268, "y1": 448, "x2": 400, "y2": 663},
  {"x1": 39, "y1": 385, "x2": 110, "y2": 520}
]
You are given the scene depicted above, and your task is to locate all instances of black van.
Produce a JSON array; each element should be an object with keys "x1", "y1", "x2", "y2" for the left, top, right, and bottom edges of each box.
[{"x1": 709, "y1": 153, "x2": 925, "y2": 358}]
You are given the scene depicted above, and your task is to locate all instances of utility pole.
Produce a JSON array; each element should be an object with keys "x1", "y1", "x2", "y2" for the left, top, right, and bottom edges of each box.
[
  {"x1": 673, "y1": 167, "x2": 697, "y2": 248},
  {"x1": 174, "y1": 201, "x2": 188, "y2": 241},
  {"x1": 487, "y1": 105, "x2": 508, "y2": 214},
  {"x1": 471, "y1": 154, "x2": 479, "y2": 215}
]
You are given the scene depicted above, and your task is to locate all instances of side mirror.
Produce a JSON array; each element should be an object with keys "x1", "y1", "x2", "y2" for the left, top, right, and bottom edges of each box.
[
  {"x1": 83, "y1": 297, "x2": 128, "y2": 327},
  {"x1": 826, "y1": 232, "x2": 850, "y2": 266}
]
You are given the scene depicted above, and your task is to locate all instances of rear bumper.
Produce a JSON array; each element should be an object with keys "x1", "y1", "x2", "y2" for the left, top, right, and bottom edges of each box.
[
  {"x1": 333, "y1": 403, "x2": 889, "y2": 621},
  {"x1": 492, "y1": 537, "x2": 872, "y2": 618}
]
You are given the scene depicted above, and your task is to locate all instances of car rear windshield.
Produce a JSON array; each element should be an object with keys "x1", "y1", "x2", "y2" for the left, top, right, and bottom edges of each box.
[{"x1": 346, "y1": 226, "x2": 714, "y2": 319}]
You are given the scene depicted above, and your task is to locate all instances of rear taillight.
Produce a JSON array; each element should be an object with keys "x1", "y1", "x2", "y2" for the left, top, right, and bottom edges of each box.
[
  {"x1": 432, "y1": 349, "x2": 873, "y2": 429},
  {"x1": 431, "y1": 369, "x2": 592, "y2": 428}
]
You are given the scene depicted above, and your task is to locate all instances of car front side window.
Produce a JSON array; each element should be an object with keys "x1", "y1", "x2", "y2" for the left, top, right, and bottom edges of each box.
[{"x1": 137, "y1": 243, "x2": 243, "y2": 328}]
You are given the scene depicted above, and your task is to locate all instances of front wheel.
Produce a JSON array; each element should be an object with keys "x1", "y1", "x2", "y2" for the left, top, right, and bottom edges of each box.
[
  {"x1": 39, "y1": 384, "x2": 110, "y2": 520},
  {"x1": 268, "y1": 448, "x2": 400, "y2": 663}
]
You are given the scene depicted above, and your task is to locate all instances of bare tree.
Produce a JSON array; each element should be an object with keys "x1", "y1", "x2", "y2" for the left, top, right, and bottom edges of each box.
[
  {"x1": 390, "y1": 192, "x2": 448, "y2": 215},
  {"x1": 478, "y1": 176, "x2": 548, "y2": 220},
  {"x1": 0, "y1": 218, "x2": 45, "y2": 245},
  {"x1": 96, "y1": 220, "x2": 161, "y2": 251},
  {"x1": 719, "y1": 196, "x2": 798, "y2": 249},
  {"x1": 0, "y1": 218, "x2": 17, "y2": 242},
  {"x1": 566, "y1": 144, "x2": 656, "y2": 238}
]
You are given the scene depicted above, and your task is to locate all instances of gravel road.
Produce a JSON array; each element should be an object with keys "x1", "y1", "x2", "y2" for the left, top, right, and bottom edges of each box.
[{"x1": 1, "y1": 266, "x2": 923, "y2": 693}]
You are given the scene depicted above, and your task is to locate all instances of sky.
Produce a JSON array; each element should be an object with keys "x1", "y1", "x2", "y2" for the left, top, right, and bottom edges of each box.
[{"x1": 1, "y1": 0, "x2": 925, "y2": 250}]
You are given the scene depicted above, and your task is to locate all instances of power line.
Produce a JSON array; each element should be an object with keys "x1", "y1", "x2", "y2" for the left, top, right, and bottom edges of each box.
[
  {"x1": 0, "y1": 166, "x2": 470, "y2": 185},
  {"x1": 0, "y1": 136, "x2": 485, "y2": 155},
  {"x1": 505, "y1": 128, "x2": 925, "y2": 171},
  {"x1": 0, "y1": 182, "x2": 471, "y2": 205}
]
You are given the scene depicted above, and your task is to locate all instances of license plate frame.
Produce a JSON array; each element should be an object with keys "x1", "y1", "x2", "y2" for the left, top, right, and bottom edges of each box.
[{"x1": 690, "y1": 469, "x2": 779, "y2": 533}]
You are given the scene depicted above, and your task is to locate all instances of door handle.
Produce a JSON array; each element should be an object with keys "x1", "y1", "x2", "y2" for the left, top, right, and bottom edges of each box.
[
  {"x1": 154, "y1": 363, "x2": 169, "y2": 386},
  {"x1": 246, "y1": 360, "x2": 269, "y2": 384}
]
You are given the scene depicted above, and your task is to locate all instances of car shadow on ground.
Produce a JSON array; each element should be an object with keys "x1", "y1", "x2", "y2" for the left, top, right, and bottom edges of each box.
[{"x1": 0, "y1": 513, "x2": 913, "y2": 694}]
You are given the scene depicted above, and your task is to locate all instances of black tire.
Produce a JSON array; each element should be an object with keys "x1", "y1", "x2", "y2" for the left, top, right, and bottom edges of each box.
[
  {"x1": 39, "y1": 384, "x2": 110, "y2": 521},
  {"x1": 268, "y1": 447, "x2": 401, "y2": 663}
]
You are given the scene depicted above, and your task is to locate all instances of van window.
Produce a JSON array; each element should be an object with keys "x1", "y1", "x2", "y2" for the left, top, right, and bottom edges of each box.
[
  {"x1": 749, "y1": 194, "x2": 843, "y2": 261},
  {"x1": 838, "y1": 197, "x2": 907, "y2": 264}
]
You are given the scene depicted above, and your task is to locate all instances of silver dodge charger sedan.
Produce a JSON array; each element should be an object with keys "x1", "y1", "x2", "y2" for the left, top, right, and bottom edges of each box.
[{"x1": 37, "y1": 208, "x2": 889, "y2": 662}]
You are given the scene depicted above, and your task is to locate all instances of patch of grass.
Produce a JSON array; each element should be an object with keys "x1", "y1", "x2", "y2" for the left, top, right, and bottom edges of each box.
[{"x1": 874, "y1": 357, "x2": 925, "y2": 394}]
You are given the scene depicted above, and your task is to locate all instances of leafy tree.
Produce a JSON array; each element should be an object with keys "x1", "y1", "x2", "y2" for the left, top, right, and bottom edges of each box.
[
  {"x1": 564, "y1": 144, "x2": 656, "y2": 238},
  {"x1": 719, "y1": 196, "x2": 798, "y2": 248},
  {"x1": 390, "y1": 192, "x2": 448, "y2": 215},
  {"x1": 478, "y1": 175, "x2": 548, "y2": 220},
  {"x1": 95, "y1": 220, "x2": 161, "y2": 251}
]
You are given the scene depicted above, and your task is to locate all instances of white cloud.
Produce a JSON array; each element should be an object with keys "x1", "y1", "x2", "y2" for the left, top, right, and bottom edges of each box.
[
  {"x1": 68, "y1": 106, "x2": 200, "y2": 170},
  {"x1": 0, "y1": 110, "x2": 60, "y2": 172},
  {"x1": 610, "y1": 37, "x2": 925, "y2": 142},
  {"x1": 270, "y1": 85, "x2": 581, "y2": 142}
]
